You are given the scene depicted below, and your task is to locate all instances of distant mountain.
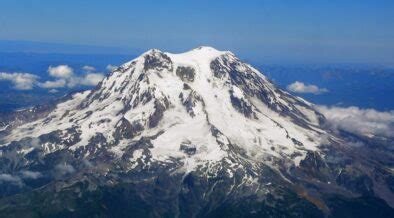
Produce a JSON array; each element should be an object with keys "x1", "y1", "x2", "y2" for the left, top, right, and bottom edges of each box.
[{"x1": 0, "y1": 47, "x2": 393, "y2": 217}]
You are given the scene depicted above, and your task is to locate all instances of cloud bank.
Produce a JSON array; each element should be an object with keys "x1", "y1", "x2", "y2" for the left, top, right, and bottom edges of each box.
[
  {"x1": 0, "y1": 171, "x2": 43, "y2": 186},
  {"x1": 0, "y1": 173, "x2": 22, "y2": 185},
  {"x1": 21, "y1": 170, "x2": 42, "y2": 179},
  {"x1": 287, "y1": 81, "x2": 328, "y2": 95},
  {"x1": 44, "y1": 65, "x2": 104, "y2": 89},
  {"x1": 0, "y1": 72, "x2": 39, "y2": 90},
  {"x1": 316, "y1": 105, "x2": 394, "y2": 138},
  {"x1": 38, "y1": 79, "x2": 67, "y2": 89},
  {"x1": 42, "y1": 65, "x2": 104, "y2": 90},
  {"x1": 1, "y1": 65, "x2": 105, "y2": 91}
]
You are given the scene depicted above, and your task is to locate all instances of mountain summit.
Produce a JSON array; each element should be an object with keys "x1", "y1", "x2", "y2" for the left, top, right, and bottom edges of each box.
[{"x1": 0, "y1": 47, "x2": 393, "y2": 217}]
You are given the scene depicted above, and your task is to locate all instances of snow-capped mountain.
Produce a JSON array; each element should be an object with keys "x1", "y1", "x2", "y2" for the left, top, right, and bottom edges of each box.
[
  {"x1": 0, "y1": 47, "x2": 393, "y2": 217},
  {"x1": 2, "y1": 46, "x2": 329, "y2": 167}
]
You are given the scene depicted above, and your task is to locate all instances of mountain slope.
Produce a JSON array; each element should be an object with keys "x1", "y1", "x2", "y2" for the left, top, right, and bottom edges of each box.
[{"x1": 0, "y1": 47, "x2": 393, "y2": 217}]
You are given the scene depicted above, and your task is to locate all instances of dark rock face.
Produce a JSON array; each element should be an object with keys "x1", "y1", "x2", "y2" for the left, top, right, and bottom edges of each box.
[
  {"x1": 210, "y1": 58, "x2": 227, "y2": 79},
  {"x1": 114, "y1": 118, "x2": 144, "y2": 140},
  {"x1": 183, "y1": 83, "x2": 191, "y2": 90},
  {"x1": 176, "y1": 66, "x2": 195, "y2": 82},
  {"x1": 179, "y1": 91, "x2": 203, "y2": 117},
  {"x1": 148, "y1": 99, "x2": 169, "y2": 128},
  {"x1": 299, "y1": 151, "x2": 331, "y2": 181},
  {"x1": 74, "y1": 133, "x2": 109, "y2": 158},
  {"x1": 229, "y1": 90, "x2": 255, "y2": 118},
  {"x1": 143, "y1": 50, "x2": 173, "y2": 72},
  {"x1": 180, "y1": 140, "x2": 196, "y2": 155}
]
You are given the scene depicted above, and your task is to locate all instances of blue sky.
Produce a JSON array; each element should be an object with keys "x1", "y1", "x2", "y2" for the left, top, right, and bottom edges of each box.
[{"x1": 0, "y1": 0, "x2": 393, "y2": 64}]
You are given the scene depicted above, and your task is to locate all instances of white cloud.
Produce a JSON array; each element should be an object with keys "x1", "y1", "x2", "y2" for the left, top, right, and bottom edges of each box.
[
  {"x1": 80, "y1": 73, "x2": 104, "y2": 86},
  {"x1": 287, "y1": 81, "x2": 328, "y2": 95},
  {"x1": 21, "y1": 170, "x2": 42, "y2": 179},
  {"x1": 38, "y1": 79, "x2": 66, "y2": 89},
  {"x1": 316, "y1": 105, "x2": 394, "y2": 138},
  {"x1": 30, "y1": 138, "x2": 42, "y2": 149},
  {"x1": 65, "y1": 77, "x2": 79, "y2": 88},
  {"x1": 1, "y1": 65, "x2": 103, "y2": 91},
  {"x1": 66, "y1": 73, "x2": 104, "y2": 88},
  {"x1": 55, "y1": 163, "x2": 75, "y2": 176},
  {"x1": 0, "y1": 173, "x2": 22, "y2": 185},
  {"x1": 106, "y1": 64, "x2": 118, "y2": 71},
  {"x1": 48, "y1": 65, "x2": 73, "y2": 78},
  {"x1": 0, "y1": 72, "x2": 39, "y2": 90},
  {"x1": 82, "y1": 65, "x2": 96, "y2": 72},
  {"x1": 48, "y1": 89, "x2": 59, "y2": 93},
  {"x1": 41, "y1": 65, "x2": 104, "y2": 89}
]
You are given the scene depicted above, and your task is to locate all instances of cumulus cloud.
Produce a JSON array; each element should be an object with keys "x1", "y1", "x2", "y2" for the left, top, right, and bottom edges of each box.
[
  {"x1": 0, "y1": 72, "x2": 39, "y2": 90},
  {"x1": 66, "y1": 73, "x2": 104, "y2": 88},
  {"x1": 21, "y1": 170, "x2": 42, "y2": 179},
  {"x1": 287, "y1": 81, "x2": 328, "y2": 95},
  {"x1": 1, "y1": 65, "x2": 104, "y2": 91},
  {"x1": 316, "y1": 105, "x2": 394, "y2": 138},
  {"x1": 0, "y1": 173, "x2": 22, "y2": 185},
  {"x1": 80, "y1": 73, "x2": 105, "y2": 86},
  {"x1": 41, "y1": 65, "x2": 104, "y2": 89},
  {"x1": 48, "y1": 65, "x2": 74, "y2": 78},
  {"x1": 106, "y1": 64, "x2": 118, "y2": 71},
  {"x1": 82, "y1": 65, "x2": 96, "y2": 72}
]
